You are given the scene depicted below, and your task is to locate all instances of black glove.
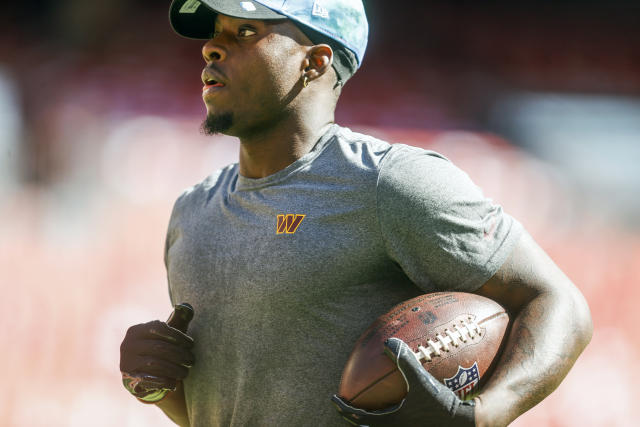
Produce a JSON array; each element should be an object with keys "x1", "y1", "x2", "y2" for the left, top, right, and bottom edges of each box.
[
  {"x1": 120, "y1": 303, "x2": 195, "y2": 403},
  {"x1": 332, "y1": 337, "x2": 476, "y2": 426}
]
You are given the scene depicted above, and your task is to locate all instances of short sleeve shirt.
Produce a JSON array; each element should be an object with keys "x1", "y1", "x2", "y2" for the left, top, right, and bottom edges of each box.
[{"x1": 164, "y1": 124, "x2": 522, "y2": 426}]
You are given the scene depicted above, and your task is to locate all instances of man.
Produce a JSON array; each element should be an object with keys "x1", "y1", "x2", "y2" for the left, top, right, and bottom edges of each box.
[{"x1": 119, "y1": 1, "x2": 592, "y2": 426}]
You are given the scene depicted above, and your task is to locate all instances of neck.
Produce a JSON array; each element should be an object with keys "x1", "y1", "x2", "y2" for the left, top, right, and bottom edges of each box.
[{"x1": 237, "y1": 108, "x2": 335, "y2": 179}]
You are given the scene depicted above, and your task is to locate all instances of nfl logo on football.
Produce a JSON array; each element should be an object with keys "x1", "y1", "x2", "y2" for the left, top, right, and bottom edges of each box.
[{"x1": 444, "y1": 362, "x2": 480, "y2": 400}]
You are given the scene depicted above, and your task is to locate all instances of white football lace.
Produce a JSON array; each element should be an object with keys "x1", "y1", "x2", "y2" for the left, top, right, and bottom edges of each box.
[{"x1": 413, "y1": 317, "x2": 483, "y2": 363}]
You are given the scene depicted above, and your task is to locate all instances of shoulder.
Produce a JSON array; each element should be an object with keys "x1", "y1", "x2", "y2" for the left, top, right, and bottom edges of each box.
[
  {"x1": 381, "y1": 143, "x2": 450, "y2": 167},
  {"x1": 326, "y1": 126, "x2": 470, "y2": 198},
  {"x1": 377, "y1": 143, "x2": 479, "y2": 202},
  {"x1": 333, "y1": 126, "x2": 393, "y2": 152},
  {"x1": 169, "y1": 163, "x2": 238, "y2": 224},
  {"x1": 331, "y1": 125, "x2": 453, "y2": 174},
  {"x1": 328, "y1": 126, "x2": 395, "y2": 170}
]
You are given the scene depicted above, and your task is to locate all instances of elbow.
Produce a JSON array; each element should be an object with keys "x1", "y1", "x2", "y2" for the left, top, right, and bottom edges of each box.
[
  {"x1": 566, "y1": 284, "x2": 593, "y2": 353},
  {"x1": 577, "y1": 294, "x2": 593, "y2": 351}
]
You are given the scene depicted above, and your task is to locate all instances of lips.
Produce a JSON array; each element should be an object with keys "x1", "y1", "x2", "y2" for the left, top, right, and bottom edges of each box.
[
  {"x1": 203, "y1": 81, "x2": 224, "y2": 92},
  {"x1": 202, "y1": 68, "x2": 227, "y2": 94}
]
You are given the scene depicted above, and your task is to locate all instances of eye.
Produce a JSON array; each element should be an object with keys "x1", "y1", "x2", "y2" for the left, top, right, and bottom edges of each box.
[{"x1": 238, "y1": 27, "x2": 257, "y2": 37}]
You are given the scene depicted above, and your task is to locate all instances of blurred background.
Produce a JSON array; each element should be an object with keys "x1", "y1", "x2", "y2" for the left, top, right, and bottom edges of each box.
[{"x1": 1, "y1": 0, "x2": 639, "y2": 425}]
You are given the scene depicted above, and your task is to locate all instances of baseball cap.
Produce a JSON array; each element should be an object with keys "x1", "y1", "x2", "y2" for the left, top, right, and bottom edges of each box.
[{"x1": 169, "y1": 0, "x2": 368, "y2": 84}]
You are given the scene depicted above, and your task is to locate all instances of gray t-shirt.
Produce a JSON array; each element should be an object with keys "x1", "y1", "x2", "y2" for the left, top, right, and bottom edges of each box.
[{"x1": 164, "y1": 124, "x2": 522, "y2": 426}]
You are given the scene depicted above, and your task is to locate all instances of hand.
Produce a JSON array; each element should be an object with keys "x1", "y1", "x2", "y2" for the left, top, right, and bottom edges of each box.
[
  {"x1": 120, "y1": 303, "x2": 195, "y2": 403},
  {"x1": 332, "y1": 337, "x2": 476, "y2": 426}
]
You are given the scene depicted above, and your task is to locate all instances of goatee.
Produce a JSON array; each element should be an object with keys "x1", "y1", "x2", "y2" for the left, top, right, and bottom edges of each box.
[{"x1": 201, "y1": 112, "x2": 234, "y2": 135}]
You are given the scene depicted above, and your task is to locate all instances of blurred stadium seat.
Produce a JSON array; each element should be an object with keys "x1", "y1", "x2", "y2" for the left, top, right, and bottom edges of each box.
[{"x1": 1, "y1": 1, "x2": 638, "y2": 425}]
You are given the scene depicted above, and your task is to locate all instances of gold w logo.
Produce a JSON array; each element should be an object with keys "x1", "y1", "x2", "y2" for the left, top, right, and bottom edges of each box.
[{"x1": 276, "y1": 214, "x2": 305, "y2": 234}]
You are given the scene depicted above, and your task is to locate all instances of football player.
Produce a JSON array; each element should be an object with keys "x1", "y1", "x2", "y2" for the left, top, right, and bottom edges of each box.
[{"x1": 119, "y1": 1, "x2": 592, "y2": 425}]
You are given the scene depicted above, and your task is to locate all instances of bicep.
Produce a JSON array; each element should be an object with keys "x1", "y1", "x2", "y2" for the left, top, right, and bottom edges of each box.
[{"x1": 474, "y1": 229, "x2": 583, "y2": 315}]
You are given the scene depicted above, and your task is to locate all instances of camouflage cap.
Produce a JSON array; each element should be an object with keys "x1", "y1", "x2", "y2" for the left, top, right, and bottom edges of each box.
[{"x1": 169, "y1": 0, "x2": 369, "y2": 68}]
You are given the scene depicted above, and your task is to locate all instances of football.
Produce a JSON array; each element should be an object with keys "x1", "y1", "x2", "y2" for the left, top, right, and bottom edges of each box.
[{"x1": 338, "y1": 292, "x2": 509, "y2": 410}]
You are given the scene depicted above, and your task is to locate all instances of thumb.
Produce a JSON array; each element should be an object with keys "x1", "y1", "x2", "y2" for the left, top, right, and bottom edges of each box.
[
  {"x1": 384, "y1": 338, "x2": 440, "y2": 395},
  {"x1": 166, "y1": 302, "x2": 194, "y2": 333}
]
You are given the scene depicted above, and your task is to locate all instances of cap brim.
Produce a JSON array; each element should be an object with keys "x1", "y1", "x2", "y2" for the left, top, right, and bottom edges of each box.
[{"x1": 170, "y1": 0, "x2": 286, "y2": 39}]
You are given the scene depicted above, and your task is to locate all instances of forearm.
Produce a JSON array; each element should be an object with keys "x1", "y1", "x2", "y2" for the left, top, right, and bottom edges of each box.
[
  {"x1": 472, "y1": 230, "x2": 593, "y2": 426},
  {"x1": 474, "y1": 289, "x2": 592, "y2": 426},
  {"x1": 155, "y1": 382, "x2": 190, "y2": 426}
]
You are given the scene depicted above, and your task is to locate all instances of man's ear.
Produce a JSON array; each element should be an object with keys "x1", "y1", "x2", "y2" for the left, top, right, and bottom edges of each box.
[{"x1": 304, "y1": 44, "x2": 333, "y2": 82}]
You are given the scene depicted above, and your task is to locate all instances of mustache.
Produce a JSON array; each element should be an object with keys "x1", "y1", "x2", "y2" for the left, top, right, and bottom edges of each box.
[{"x1": 202, "y1": 64, "x2": 229, "y2": 83}]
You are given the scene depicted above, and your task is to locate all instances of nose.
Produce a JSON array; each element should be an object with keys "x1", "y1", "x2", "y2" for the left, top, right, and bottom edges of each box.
[{"x1": 202, "y1": 39, "x2": 226, "y2": 63}]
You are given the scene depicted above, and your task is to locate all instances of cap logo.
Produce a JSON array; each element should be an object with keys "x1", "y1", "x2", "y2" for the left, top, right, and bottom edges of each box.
[
  {"x1": 179, "y1": 0, "x2": 201, "y2": 14},
  {"x1": 240, "y1": 1, "x2": 257, "y2": 11},
  {"x1": 311, "y1": 1, "x2": 329, "y2": 18}
]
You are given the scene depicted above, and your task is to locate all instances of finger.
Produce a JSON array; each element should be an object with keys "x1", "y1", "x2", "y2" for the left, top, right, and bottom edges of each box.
[
  {"x1": 148, "y1": 320, "x2": 194, "y2": 347},
  {"x1": 331, "y1": 394, "x2": 354, "y2": 413},
  {"x1": 330, "y1": 395, "x2": 367, "y2": 425},
  {"x1": 127, "y1": 320, "x2": 194, "y2": 348},
  {"x1": 384, "y1": 337, "x2": 440, "y2": 395},
  {"x1": 134, "y1": 375, "x2": 178, "y2": 392},
  {"x1": 331, "y1": 394, "x2": 404, "y2": 419},
  {"x1": 382, "y1": 336, "x2": 405, "y2": 361},
  {"x1": 125, "y1": 355, "x2": 191, "y2": 380},
  {"x1": 122, "y1": 371, "x2": 177, "y2": 393},
  {"x1": 134, "y1": 339, "x2": 195, "y2": 367},
  {"x1": 166, "y1": 303, "x2": 194, "y2": 333}
]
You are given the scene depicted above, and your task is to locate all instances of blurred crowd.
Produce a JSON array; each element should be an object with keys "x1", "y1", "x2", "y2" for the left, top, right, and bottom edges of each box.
[{"x1": 1, "y1": 1, "x2": 639, "y2": 425}]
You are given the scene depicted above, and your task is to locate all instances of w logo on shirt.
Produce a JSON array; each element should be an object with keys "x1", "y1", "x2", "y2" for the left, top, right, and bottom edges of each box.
[{"x1": 277, "y1": 214, "x2": 305, "y2": 234}]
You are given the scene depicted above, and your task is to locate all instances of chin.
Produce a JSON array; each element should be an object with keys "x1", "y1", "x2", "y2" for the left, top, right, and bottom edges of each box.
[{"x1": 201, "y1": 111, "x2": 234, "y2": 136}]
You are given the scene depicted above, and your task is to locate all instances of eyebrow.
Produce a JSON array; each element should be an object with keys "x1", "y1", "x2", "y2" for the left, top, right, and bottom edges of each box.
[{"x1": 214, "y1": 16, "x2": 288, "y2": 28}]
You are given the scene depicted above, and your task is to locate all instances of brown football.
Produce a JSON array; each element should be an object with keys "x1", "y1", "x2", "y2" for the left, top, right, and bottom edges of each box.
[{"x1": 338, "y1": 292, "x2": 509, "y2": 410}]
